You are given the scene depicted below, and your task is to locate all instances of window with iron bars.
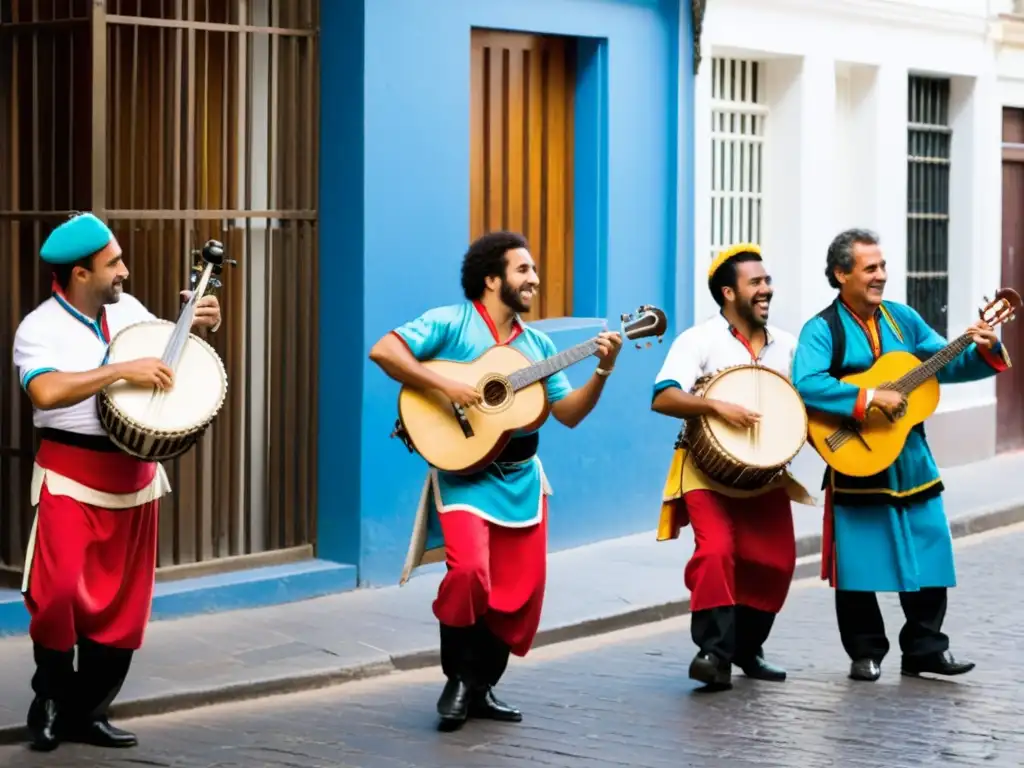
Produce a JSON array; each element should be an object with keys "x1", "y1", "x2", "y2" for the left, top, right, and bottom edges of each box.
[
  {"x1": 710, "y1": 58, "x2": 766, "y2": 264},
  {"x1": 907, "y1": 75, "x2": 951, "y2": 338}
]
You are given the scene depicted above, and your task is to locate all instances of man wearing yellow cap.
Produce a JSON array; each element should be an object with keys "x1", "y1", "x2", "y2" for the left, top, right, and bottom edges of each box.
[
  {"x1": 12, "y1": 213, "x2": 221, "y2": 752},
  {"x1": 651, "y1": 244, "x2": 811, "y2": 691}
]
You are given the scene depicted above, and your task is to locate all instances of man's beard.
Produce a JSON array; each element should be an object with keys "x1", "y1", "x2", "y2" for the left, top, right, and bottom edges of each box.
[
  {"x1": 101, "y1": 282, "x2": 123, "y2": 304},
  {"x1": 500, "y1": 279, "x2": 530, "y2": 314},
  {"x1": 737, "y1": 298, "x2": 768, "y2": 327}
]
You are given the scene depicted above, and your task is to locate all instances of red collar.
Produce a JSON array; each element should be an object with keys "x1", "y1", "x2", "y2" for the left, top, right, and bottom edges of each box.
[
  {"x1": 473, "y1": 300, "x2": 523, "y2": 345},
  {"x1": 838, "y1": 298, "x2": 880, "y2": 328}
]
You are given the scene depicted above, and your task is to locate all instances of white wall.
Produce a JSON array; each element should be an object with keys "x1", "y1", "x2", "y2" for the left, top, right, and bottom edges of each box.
[
  {"x1": 996, "y1": 8, "x2": 1024, "y2": 110},
  {"x1": 693, "y1": 0, "x2": 1003, "y2": 423}
]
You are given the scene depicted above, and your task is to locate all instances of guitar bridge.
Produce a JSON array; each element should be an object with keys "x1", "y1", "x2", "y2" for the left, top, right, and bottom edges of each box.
[
  {"x1": 825, "y1": 422, "x2": 871, "y2": 453},
  {"x1": 452, "y1": 403, "x2": 475, "y2": 439}
]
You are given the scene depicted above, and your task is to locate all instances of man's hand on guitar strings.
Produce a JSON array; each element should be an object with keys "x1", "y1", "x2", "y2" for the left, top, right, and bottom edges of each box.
[
  {"x1": 180, "y1": 291, "x2": 222, "y2": 329},
  {"x1": 967, "y1": 319, "x2": 998, "y2": 349},
  {"x1": 869, "y1": 389, "x2": 906, "y2": 420},
  {"x1": 441, "y1": 379, "x2": 483, "y2": 408}
]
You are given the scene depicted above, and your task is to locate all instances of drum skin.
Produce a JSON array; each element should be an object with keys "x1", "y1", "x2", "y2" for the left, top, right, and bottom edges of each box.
[
  {"x1": 684, "y1": 364, "x2": 807, "y2": 491},
  {"x1": 98, "y1": 320, "x2": 228, "y2": 461}
]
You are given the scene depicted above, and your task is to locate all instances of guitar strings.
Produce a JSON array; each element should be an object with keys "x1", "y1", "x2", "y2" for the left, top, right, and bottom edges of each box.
[{"x1": 140, "y1": 265, "x2": 213, "y2": 421}]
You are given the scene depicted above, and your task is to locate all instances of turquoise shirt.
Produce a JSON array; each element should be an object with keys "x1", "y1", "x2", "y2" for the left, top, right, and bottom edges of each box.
[
  {"x1": 393, "y1": 301, "x2": 572, "y2": 531},
  {"x1": 793, "y1": 299, "x2": 1006, "y2": 504}
]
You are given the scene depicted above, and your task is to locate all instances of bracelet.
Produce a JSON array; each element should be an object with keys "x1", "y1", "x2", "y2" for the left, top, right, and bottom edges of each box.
[{"x1": 595, "y1": 367, "x2": 613, "y2": 378}]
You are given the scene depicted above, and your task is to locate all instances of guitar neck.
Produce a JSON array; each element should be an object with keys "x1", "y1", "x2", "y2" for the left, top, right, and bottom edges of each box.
[
  {"x1": 892, "y1": 333, "x2": 973, "y2": 394},
  {"x1": 509, "y1": 338, "x2": 602, "y2": 391}
]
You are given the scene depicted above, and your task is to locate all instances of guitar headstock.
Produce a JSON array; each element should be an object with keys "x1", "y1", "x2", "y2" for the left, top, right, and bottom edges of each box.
[
  {"x1": 979, "y1": 288, "x2": 1022, "y2": 328},
  {"x1": 619, "y1": 304, "x2": 669, "y2": 349}
]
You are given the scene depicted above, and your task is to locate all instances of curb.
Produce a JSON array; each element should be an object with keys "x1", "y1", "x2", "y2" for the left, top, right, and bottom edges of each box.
[{"x1": 1, "y1": 499, "x2": 1022, "y2": 745}]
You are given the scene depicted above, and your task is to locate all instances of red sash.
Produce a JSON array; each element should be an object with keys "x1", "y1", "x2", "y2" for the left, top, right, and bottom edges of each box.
[{"x1": 36, "y1": 439, "x2": 157, "y2": 495}]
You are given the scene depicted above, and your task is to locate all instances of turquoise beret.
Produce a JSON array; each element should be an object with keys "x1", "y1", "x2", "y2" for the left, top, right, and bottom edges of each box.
[{"x1": 40, "y1": 213, "x2": 114, "y2": 265}]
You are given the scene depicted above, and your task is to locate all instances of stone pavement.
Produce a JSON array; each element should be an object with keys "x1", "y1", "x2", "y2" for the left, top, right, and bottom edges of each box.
[
  {"x1": 0, "y1": 449, "x2": 1021, "y2": 747},
  {"x1": 3, "y1": 524, "x2": 1023, "y2": 768}
]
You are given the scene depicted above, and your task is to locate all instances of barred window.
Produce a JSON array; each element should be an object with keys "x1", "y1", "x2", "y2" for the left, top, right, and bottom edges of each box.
[
  {"x1": 907, "y1": 75, "x2": 951, "y2": 338},
  {"x1": 710, "y1": 58, "x2": 765, "y2": 263}
]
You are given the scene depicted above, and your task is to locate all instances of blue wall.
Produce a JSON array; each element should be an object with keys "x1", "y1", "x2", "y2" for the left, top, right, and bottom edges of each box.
[{"x1": 319, "y1": 0, "x2": 694, "y2": 586}]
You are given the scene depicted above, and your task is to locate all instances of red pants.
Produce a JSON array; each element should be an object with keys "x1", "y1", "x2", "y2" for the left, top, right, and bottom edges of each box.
[
  {"x1": 25, "y1": 438, "x2": 160, "y2": 653},
  {"x1": 432, "y1": 499, "x2": 548, "y2": 657},
  {"x1": 684, "y1": 488, "x2": 795, "y2": 614}
]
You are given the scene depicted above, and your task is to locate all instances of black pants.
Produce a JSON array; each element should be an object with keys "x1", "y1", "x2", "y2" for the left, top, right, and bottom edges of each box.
[
  {"x1": 31, "y1": 637, "x2": 134, "y2": 723},
  {"x1": 691, "y1": 604, "x2": 776, "y2": 664},
  {"x1": 440, "y1": 621, "x2": 511, "y2": 689},
  {"x1": 835, "y1": 587, "x2": 949, "y2": 662}
]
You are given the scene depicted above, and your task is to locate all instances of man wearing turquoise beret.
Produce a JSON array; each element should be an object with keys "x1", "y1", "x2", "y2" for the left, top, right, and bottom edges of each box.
[{"x1": 12, "y1": 212, "x2": 222, "y2": 752}]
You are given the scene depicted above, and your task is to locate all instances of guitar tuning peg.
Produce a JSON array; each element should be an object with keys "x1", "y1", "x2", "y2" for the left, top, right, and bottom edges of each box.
[
  {"x1": 658, "y1": 337, "x2": 664, "y2": 343},
  {"x1": 635, "y1": 342, "x2": 642, "y2": 350},
  {"x1": 645, "y1": 341, "x2": 652, "y2": 348},
  {"x1": 620, "y1": 313, "x2": 630, "y2": 322}
]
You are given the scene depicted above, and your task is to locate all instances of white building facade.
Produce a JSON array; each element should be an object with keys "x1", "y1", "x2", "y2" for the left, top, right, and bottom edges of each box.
[{"x1": 693, "y1": 0, "x2": 1018, "y2": 468}]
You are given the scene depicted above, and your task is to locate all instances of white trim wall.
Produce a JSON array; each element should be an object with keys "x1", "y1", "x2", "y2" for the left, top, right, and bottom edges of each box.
[
  {"x1": 693, "y1": 0, "x2": 1003, "y2": 467},
  {"x1": 709, "y1": 58, "x2": 767, "y2": 263}
]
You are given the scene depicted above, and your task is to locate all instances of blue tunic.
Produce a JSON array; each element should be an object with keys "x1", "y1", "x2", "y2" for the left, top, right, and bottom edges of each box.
[
  {"x1": 393, "y1": 301, "x2": 573, "y2": 552},
  {"x1": 792, "y1": 299, "x2": 1008, "y2": 593}
]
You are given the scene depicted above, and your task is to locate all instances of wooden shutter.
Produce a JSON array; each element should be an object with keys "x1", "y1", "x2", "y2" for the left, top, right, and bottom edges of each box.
[{"x1": 469, "y1": 30, "x2": 575, "y2": 320}]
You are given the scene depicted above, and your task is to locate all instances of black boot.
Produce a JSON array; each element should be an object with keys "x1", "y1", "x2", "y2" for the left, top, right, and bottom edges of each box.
[
  {"x1": 734, "y1": 607, "x2": 787, "y2": 682},
  {"x1": 466, "y1": 621, "x2": 520, "y2": 722},
  {"x1": 689, "y1": 607, "x2": 735, "y2": 691},
  {"x1": 850, "y1": 658, "x2": 882, "y2": 681},
  {"x1": 901, "y1": 650, "x2": 975, "y2": 678},
  {"x1": 436, "y1": 624, "x2": 473, "y2": 731},
  {"x1": 27, "y1": 644, "x2": 75, "y2": 752},
  {"x1": 63, "y1": 638, "x2": 137, "y2": 748},
  {"x1": 736, "y1": 653, "x2": 787, "y2": 682},
  {"x1": 436, "y1": 677, "x2": 472, "y2": 731},
  {"x1": 689, "y1": 651, "x2": 732, "y2": 690}
]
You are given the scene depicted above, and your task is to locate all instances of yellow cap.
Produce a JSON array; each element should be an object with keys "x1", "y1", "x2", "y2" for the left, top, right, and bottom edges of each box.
[{"x1": 707, "y1": 243, "x2": 762, "y2": 280}]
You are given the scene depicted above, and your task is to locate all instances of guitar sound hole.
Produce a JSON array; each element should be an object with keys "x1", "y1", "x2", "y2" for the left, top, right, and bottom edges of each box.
[{"x1": 482, "y1": 380, "x2": 509, "y2": 407}]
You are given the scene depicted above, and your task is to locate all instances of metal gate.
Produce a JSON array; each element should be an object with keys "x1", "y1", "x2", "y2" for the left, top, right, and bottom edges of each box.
[{"x1": 0, "y1": 0, "x2": 320, "y2": 584}]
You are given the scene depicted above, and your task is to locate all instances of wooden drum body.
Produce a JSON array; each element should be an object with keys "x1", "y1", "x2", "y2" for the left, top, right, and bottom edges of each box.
[
  {"x1": 98, "y1": 320, "x2": 228, "y2": 461},
  {"x1": 685, "y1": 364, "x2": 807, "y2": 491}
]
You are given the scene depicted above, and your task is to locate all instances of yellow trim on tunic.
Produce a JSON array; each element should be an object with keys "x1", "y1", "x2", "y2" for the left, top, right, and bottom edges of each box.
[
  {"x1": 878, "y1": 305, "x2": 905, "y2": 343},
  {"x1": 828, "y1": 473, "x2": 942, "y2": 498},
  {"x1": 657, "y1": 447, "x2": 817, "y2": 542}
]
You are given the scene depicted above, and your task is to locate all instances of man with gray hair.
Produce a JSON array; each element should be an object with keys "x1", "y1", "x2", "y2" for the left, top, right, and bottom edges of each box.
[{"x1": 791, "y1": 228, "x2": 1011, "y2": 682}]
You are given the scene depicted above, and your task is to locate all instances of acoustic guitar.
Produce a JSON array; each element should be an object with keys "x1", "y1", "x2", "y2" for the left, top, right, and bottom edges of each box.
[
  {"x1": 807, "y1": 288, "x2": 1021, "y2": 478},
  {"x1": 391, "y1": 304, "x2": 668, "y2": 474}
]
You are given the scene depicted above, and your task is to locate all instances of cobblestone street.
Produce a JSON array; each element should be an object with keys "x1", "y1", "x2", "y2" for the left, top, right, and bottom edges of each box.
[{"x1": 2, "y1": 526, "x2": 1023, "y2": 768}]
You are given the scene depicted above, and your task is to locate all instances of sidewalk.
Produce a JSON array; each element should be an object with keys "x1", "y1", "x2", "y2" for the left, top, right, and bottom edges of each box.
[{"x1": 0, "y1": 448, "x2": 1021, "y2": 744}]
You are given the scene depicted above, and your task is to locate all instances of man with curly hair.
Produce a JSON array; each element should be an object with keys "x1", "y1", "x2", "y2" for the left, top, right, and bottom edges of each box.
[{"x1": 370, "y1": 231, "x2": 621, "y2": 731}]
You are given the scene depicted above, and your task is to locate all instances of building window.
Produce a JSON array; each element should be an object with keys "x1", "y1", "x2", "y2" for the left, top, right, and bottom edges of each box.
[
  {"x1": 907, "y1": 75, "x2": 952, "y2": 338},
  {"x1": 710, "y1": 57, "x2": 765, "y2": 263}
]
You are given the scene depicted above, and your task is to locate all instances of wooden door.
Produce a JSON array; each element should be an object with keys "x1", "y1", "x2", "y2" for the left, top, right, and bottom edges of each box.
[
  {"x1": 998, "y1": 108, "x2": 1024, "y2": 453},
  {"x1": 469, "y1": 30, "x2": 575, "y2": 321}
]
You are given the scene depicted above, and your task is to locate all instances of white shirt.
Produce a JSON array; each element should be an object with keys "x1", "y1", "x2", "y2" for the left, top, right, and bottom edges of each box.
[
  {"x1": 654, "y1": 313, "x2": 797, "y2": 395},
  {"x1": 13, "y1": 291, "x2": 156, "y2": 435}
]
